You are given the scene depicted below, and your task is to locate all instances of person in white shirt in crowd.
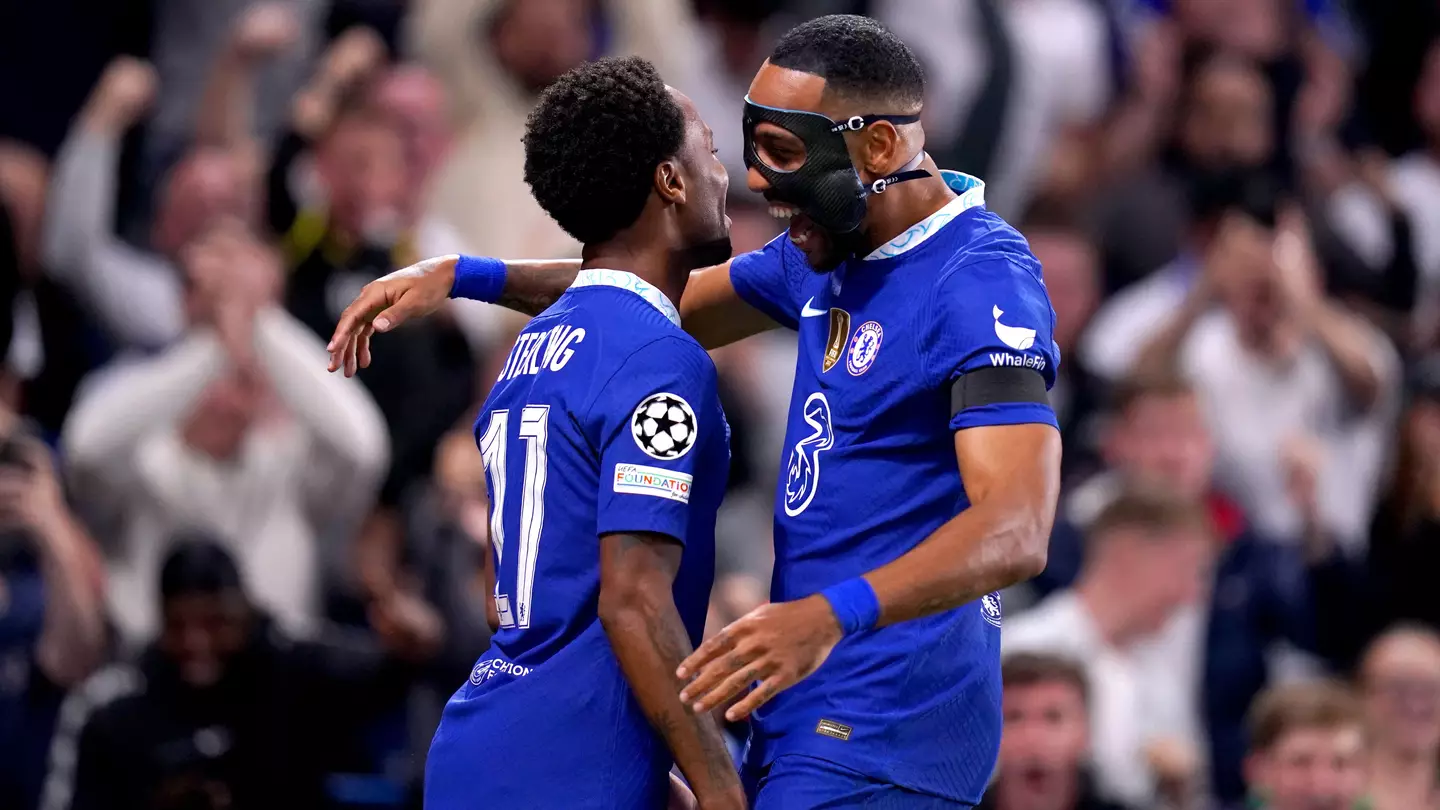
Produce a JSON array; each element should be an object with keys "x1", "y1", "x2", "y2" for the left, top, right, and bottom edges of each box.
[
  {"x1": 1083, "y1": 51, "x2": 1277, "y2": 379},
  {"x1": 1243, "y1": 680, "x2": 1368, "y2": 810},
  {"x1": 41, "y1": 3, "x2": 302, "y2": 353},
  {"x1": 1005, "y1": 486, "x2": 1216, "y2": 808},
  {"x1": 1128, "y1": 173, "x2": 1400, "y2": 552},
  {"x1": 61, "y1": 220, "x2": 387, "y2": 645},
  {"x1": 1357, "y1": 625, "x2": 1440, "y2": 810}
]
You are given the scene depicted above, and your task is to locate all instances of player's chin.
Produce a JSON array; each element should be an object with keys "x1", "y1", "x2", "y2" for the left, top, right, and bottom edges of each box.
[
  {"x1": 676, "y1": 235, "x2": 734, "y2": 270},
  {"x1": 787, "y1": 216, "x2": 846, "y2": 272}
]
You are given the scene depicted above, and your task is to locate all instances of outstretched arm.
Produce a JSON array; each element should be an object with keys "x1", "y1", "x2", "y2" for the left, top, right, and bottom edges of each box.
[
  {"x1": 678, "y1": 423, "x2": 1059, "y2": 720},
  {"x1": 599, "y1": 532, "x2": 744, "y2": 810},
  {"x1": 326, "y1": 254, "x2": 778, "y2": 374}
]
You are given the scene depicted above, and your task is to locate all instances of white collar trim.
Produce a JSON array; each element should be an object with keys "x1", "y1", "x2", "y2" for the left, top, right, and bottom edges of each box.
[
  {"x1": 569, "y1": 269, "x2": 681, "y2": 327},
  {"x1": 862, "y1": 172, "x2": 986, "y2": 261}
]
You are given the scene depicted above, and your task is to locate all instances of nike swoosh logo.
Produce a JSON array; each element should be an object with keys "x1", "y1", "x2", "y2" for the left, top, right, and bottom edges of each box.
[{"x1": 800, "y1": 297, "x2": 826, "y2": 317}]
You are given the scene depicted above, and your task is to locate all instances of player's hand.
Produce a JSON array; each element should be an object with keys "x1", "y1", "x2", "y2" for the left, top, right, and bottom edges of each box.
[
  {"x1": 325, "y1": 255, "x2": 458, "y2": 376},
  {"x1": 677, "y1": 594, "x2": 842, "y2": 722}
]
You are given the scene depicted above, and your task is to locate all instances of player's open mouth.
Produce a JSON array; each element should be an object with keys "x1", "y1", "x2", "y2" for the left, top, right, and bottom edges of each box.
[{"x1": 770, "y1": 205, "x2": 816, "y2": 250}]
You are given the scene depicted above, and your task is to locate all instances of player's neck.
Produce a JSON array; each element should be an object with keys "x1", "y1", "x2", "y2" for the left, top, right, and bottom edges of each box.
[
  {"x1": 580, "y1": 239, "x2": 688, "y2": 315},
  {"x1": 860, "y1": 152, "x2": 957, "y2": 254}
]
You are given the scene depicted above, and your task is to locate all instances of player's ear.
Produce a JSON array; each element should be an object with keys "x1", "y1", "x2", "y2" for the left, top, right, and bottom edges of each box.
[
  {"x1": 858, "y1": 121, "x2": 903, "y2": 180},
  {"x1": 655, "y1": 159, "x2": 687, "y2": 207}
]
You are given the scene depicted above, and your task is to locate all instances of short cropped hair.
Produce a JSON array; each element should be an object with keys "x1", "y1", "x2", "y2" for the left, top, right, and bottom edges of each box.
[
  {"x1": 522, "y1": 56, "x2": 686, "y2": 245},
  {"x1": 160, "y1": 534, "x2": 244, "y2": 602},
  {"x1": 1002, "y1": 652, "x2": 1090, "y2": 705},
  {"x1": 1090, "y1": 486, "x2": 1214, "y2": 544},
  {"x1": 1110, "y1": 368, "x2": 1197, "y2": 416},
  {"x1": 1248, "y1": 680, "x2": 1362, "y2": 753},
  {"x1": 769, "y1": 15, "x2": 925, "y2": 110}
]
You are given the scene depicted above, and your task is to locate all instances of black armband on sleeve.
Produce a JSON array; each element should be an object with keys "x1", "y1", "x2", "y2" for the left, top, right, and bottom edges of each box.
[{"x1": 949, "y1": 367, "x2": 1049, "y2": 418}]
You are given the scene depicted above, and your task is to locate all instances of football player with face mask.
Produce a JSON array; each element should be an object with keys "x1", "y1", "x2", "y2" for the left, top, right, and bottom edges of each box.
[{"x1": 328, "y1": 15, "x2": 1062, "y2": 809}]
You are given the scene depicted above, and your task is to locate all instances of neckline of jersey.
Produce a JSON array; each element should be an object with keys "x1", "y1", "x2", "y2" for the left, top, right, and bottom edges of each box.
[
  {"x1": 568, "y1": 268, "x2": 681, "y2": 327},
  {"x1": 861, "y1": 170, "x2": 986, "y2": 262}
]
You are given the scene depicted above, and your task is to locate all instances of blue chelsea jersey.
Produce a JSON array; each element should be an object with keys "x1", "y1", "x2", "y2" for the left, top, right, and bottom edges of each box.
[
  {"x1": 425, "y1": 270, "x2": 730, "y2": 810},
  {"x1": 729, "y1": 172, "x2": 1060, "y2": 803}
]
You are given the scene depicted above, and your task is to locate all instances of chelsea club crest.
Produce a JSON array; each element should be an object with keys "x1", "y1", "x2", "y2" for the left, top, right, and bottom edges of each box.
[
  {"x1": 981, "y1": 592, "x2": 1002, "y2": 628},
  {"x1": 846, "y1": 321, "x2": 884, "y2": 376}
]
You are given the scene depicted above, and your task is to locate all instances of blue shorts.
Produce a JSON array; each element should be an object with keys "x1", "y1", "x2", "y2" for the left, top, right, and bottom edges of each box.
[{"x1": 744, "y1": 754, "x2": 972, "y2": 809}]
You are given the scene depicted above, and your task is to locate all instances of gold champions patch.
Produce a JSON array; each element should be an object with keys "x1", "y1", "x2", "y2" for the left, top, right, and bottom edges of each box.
[{"x1": 823, "y1": 308, "x2": 851, "y2": 373}]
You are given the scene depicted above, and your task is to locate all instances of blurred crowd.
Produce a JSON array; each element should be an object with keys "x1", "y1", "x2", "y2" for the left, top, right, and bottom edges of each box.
[{"x1": 3, "y1": 0, "x2": 1440, "y2": 808}]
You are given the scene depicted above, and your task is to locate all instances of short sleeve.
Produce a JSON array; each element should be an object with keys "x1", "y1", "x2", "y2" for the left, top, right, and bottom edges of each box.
[
  {"x1": 727, "y1": 231, "x2": 809, "y2": 330},
  {"x1": 923, "y1": 256, "x2": 1060, "y2": 432},
  {"x1": 588, "y1": 336, "x2": 721, "y2": 545}
]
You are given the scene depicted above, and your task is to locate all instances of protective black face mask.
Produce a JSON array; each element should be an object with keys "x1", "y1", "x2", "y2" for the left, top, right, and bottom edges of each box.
[{"x1": 742, "y1": 96, "x2": 931, "y2": 234}]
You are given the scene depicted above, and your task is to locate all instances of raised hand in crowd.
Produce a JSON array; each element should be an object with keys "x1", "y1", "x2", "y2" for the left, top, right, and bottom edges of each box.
[
  {"x1": 230, "y1": 1, "x2": 301, "y2": 65},
  {"x1": 0, "y1": 431, "x2": 107, "y2": 686},
  {"x1": 291, "y1": 25, "x2": 388, "y2": 139},
  {"x1": 79, "y1": 57, "x2": 158, "y2": 136}
]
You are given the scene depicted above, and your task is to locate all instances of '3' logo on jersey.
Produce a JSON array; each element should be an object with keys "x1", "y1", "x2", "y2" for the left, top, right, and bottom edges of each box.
[{"x1": 784, "y1": 393, "x2": 834, "y2": 517}]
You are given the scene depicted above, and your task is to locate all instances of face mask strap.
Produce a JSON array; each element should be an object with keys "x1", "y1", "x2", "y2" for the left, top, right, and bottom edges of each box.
[
  {"x1": 866, "y1": 150, "x2": 931, "y2": 195},
  {"x1": 828, "y1": 113, "x2": 923, "y2": 134}
]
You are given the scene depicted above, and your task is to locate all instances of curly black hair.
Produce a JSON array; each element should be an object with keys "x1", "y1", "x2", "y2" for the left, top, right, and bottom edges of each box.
[
  {"x1": 522, "y1": 56, "x2": 686, "y2": 246},
  {"x1": 770, "y1": 14, "x2": 925, "y2": 111}
]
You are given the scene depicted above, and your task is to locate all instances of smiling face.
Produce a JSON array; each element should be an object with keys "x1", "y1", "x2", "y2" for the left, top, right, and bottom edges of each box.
[
  {"x1": 743, "y1": 68, "x2": 923, "y2": 270},
  {"x1": 745, "y1": 61, "x2": 857, "y2": 270}
]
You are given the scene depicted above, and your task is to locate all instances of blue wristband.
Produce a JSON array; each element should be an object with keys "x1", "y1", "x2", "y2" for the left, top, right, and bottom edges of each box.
[
  {"x1": 450, "y1": 255, "x2": 507, "y2": 302},
  {"x1": 820, "y1": 577, "x2": 881, "y2": 636}
]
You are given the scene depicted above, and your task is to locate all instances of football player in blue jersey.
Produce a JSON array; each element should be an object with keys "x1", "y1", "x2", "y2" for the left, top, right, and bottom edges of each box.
[
  {"x1": 328, "y1": 15, "x2": 1061, "y2": 809},
  {"x1": 416, "y1": 57, "x2": 745, "y2": 810}
]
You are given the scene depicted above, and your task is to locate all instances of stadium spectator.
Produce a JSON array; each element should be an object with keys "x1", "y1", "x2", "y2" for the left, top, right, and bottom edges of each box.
[
  {"x1": 1036, "y1": 369, "x2": 1363, "y2": 803},
  {"x1": 407, "y1": 0, "x2": 707, "y2": 259},
  {"x1": 254, "y1": 33, "x2": 477, "y2": 516},
  {"x1": 1125, "y1": 178, "x2": 1399, "y2": 551},
  {"x1": 1329, "y1": 38, "x2": 1440, "y2": 352},
  {"x1": 0, "y1": 139, "x2": 99, "y2": 436},
  {"x1": 1356, "y1": 626, "x2": 1440, "y2": 810},
  {"x1": 1094, "y1": 50, "x2": 1275, "y2": 295},
  {"x1": 61, "y1": 221, "x2": 387, "y2": 643},
  {"x1": 873, "y1": 0, "x2": 1114, "y2": 220},
  {"x1": 42, "y1": 57, "x2": 256, "y2": 351},
  {"x1": 0, "y1": 421, "x2": 107, "y2": 810},
  {"x1": 1243, "y1": 680, "x2": 1368, "y2": 810},
  {"x1": 39, "y1": 538, "x2": 435, "y2": 810},
  {"x1": 978, "y1": 652, "x2": 1135, "y2": 810},
  {"x1": 1023, "y1": 218, "x2": 1104, "y2": 480},
  {"x1": 1005, "y1": 487, "x2": 1215, "y2": 807},
  {"x1": 1344, "y1": 356, "x2": 1440, "y2": 641}
]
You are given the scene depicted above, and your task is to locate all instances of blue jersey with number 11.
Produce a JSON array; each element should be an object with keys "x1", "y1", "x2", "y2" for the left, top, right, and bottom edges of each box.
[
  {"x1": 425, "y1": 270, "x2": 730, "y2": 810},
  {"x1": 729, "y1": 172, "x2": 1060, "y2": 804}
]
